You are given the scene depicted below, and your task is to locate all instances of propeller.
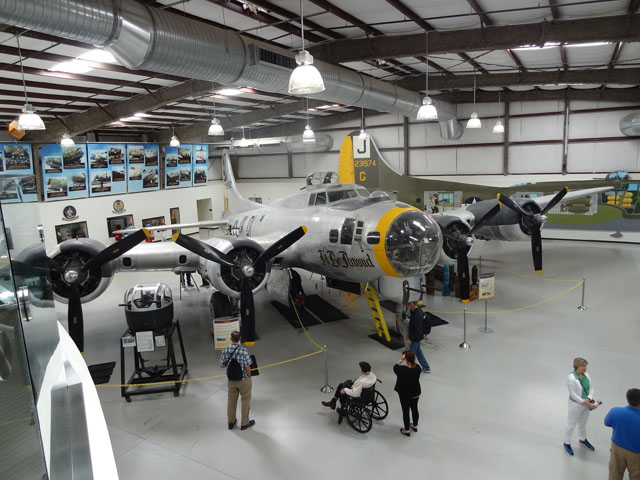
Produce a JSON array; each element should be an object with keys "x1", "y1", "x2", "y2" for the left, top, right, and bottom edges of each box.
[
  {"x1": 442, "y1": 203, "x2": 502, "y2": 303},
  {"x1": 173, "y1": 226, "x2": 307, "y2": 346},
  {"x1": 497, "y1": 187, "x2": 568, "y2": 273},
  {"x1": 55, "y1": 228, "x2": 150, "y2": 352}
]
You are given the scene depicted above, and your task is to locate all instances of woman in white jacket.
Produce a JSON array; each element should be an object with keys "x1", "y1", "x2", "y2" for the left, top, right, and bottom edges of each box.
[{"x1": 564, "y1": 357, "x2": 599, "y2": 455}]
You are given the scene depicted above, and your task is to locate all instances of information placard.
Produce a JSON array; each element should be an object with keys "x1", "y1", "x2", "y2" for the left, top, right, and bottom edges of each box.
[
  {"x1": 213, "y1": 316, "x2": 240, "y2": 350},
  {"x1": 479, "y1": 273, "x2": 495, "y2": 300}
]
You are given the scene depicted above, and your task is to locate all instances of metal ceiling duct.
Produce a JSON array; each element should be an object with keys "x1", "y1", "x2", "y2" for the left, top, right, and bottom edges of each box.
[
  {"x1": 620, "y1": 113, "x2": 640, "y2": 136},
  {"x1": 225, "y1": 133, "x2": 333, "y2": 156},
  {"x1": 0, "y1": 0, "x2": 462, "y2": 140}
]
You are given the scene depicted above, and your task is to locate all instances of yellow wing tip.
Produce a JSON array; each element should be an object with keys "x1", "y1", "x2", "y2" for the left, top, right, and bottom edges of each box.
[
  {"x1": 245, "y1": 341, "x2": 255, "y2": 347},
  {"x1": 301, "y1": 225, "x2": 308, "y2": 234},
  {"x1": 496, "y1": 193, "x2": 501, "y2": 200},
  {"x1": 142, "y1": 228, "x2": 151, "y2": 238},
  {"x1": 563, "y1": 186, "x2": 569, "y2": 192},
  {"x1": 172, "y1": 232, "x2": 180, "y2": 242},
  {"x1": 461, "y1": 299, "x2": 470, "y2": 303},
  {"x1": 535, "y1": 269, "x2": 542, "y2": 274}
]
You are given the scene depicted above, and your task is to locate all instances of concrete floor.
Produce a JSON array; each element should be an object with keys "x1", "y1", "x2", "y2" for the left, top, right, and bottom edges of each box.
[{"x1": 71, "y1": 238, "x2": 639, "y2": 480}]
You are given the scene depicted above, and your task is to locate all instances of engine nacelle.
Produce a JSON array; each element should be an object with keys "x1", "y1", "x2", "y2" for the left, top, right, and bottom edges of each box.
[
  {"x1": 206, "y1": 237, "x2": 271, "y2": 298},
  {"x1": 433, "y1": 215, "x2": 473, "y2": 265},
  {"x1": 467, "y1": 198, "x2": 540, "y2": 242},
  {"x1": 47, "y1": 238, "x2": 115, "y2": 304}
]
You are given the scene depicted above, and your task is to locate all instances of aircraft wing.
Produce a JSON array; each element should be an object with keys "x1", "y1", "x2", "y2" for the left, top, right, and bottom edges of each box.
[
  {"x1": 532, "y1": 186, "x2": 613, "y2": 208},
  {"x1": 114, "y1": 220, "x2": 228, "y2": 234}
]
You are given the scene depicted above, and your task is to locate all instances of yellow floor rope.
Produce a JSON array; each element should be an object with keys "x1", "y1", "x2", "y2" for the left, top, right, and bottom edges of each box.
[{"x1": 97, "y1": 295, "x2": 325, "y2": 389}]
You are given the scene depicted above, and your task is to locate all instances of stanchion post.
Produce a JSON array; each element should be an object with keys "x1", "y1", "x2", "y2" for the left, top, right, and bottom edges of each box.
[
  {"x1": 577, "y1": 276, "x2": 588, "y2": 311},
  {"x1": 479, "y1": 299, "x2": 494, "y2": 333},
  {"x1": 459, "y1": 307, "x2": 470, "y2": 349},
  {"x1": 320, "y1": 345, "x2": 334, "y2": 393}
]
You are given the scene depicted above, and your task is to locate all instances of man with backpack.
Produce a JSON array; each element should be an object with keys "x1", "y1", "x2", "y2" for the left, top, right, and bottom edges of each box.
[
  {"x1": 219, "y1": 330, "x2": 255, "y2": 430},
  {"x1": 407, "y1": 301, "x2": 431, "y2": 373}
]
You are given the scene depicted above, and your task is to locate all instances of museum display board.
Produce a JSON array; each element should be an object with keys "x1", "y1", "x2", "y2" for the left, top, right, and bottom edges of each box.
[
  {"x1": 164, "y1": 144, "x2": 209, "y2": 189},
  {"x1": 126, "y1": 144, "x2": 160, "y2": 193},
  {"x1": 0, "y1": 143, "x2": 37, "y2": 203},
  {"x1": 41, "y1": 143, "x2": 89, "y2": 201}
]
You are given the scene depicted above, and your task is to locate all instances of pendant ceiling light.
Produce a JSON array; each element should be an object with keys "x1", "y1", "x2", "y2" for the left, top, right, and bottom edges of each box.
[
  {"x1": 359, "y1": 108, "x2": 368, "y2": 140},
  {"x1": 15, "y1": 35, "x2": 45, "y2": 131},
  {"x1": 492, "y1": 90, "x2": 505, "y2": 134},
  {"x1": 417, "y1": 31, "x2": 438, "y2": 121},
  {"x1": 60, "y1": 133, "x2": 75, "y2": 147},
  {"x1": 170, "y1": 125, "x2": 180, "y2": 147},
  {"x1": 466, "y1": 71, "x2": 481, "y2": 129},
  {"x1": 302, "y1": 99, "x2": 315, "y2": 143},
  {"x1": 208, "y1": 86, "x2": 225, "y2": 136},
  {"x1": 288, "y1": 0, "x2": 325, "y2": 95}
]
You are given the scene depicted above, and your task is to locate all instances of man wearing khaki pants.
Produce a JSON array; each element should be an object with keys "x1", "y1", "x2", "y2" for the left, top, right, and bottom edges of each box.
[
  {"x1": 220, "y1": 331, "x2": 255, "y2": 430},
  {"x1": 604, "y1": 388, "x2": 640, "y2": 480}
]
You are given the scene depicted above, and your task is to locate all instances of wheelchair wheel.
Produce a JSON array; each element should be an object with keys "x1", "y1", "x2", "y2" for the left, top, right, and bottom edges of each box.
[
  {"x1": 369, "y1": 390, "x2": 389, "y2": 420},
  {"x1": 347, "y1": 404, "x2": 372, "y2": 433}
]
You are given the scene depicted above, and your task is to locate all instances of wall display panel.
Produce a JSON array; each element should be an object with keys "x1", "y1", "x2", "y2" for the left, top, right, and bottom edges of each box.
[
  {"x1": 127, "y1": 144, "x2": 159, "y2": 192},
  {"x1": 509, "y1": 144, "x2": 563, "y2": 174},
  {"x1": 164, "y1": 145, "x2": 194, "y2": 189},
  {"x1": 193, "y1": 144, "x2": 208, "y2": 186},
  {"x1": 141, "y1": 216, "x2": 165, "y2": 228},
  {"x1": 0, "y1": 143, "x2": 37, "y2": 203},
  {"x1": 106, "y1": 214, "x2": 134, "y2": 238},
  {"x1": 87, "y1": 143, "x2": 127, "y2": 197},
  {"x1": 41, "y1": 143, "x2": 89, "y2": 201},
  {"x1": 55, "y1": 221, "x2": 88, "y2": 243}
]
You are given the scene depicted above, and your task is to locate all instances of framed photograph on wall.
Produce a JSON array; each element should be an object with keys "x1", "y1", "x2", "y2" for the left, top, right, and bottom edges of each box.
[
  {"x1": 106, "y1": 214, "x2": 134, "y2": 238},
  {"x1": 141, "y1": 216, "x2": 165, "y2": 228},
  {"x1": 170, "y1": 207, "x2": 181, "y2": 235},
  {"x1": 55, "y1": 221, "x2": 89, "y2": 244}
]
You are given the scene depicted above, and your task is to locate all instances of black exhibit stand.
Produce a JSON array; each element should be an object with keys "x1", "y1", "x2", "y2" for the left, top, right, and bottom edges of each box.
[{"x1": 120, "y1": 319, "x2": 188, "y2": 402}]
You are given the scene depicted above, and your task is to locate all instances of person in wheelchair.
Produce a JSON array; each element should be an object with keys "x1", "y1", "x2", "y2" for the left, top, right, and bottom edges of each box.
[{"x1": 322, "y1": 361, "x2": 377, "y2": 423}]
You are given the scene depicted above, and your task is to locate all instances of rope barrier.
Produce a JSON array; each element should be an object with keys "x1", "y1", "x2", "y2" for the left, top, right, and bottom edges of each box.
[{"x1": 97, "y1": 293, "x2": 325, "y2": 389}]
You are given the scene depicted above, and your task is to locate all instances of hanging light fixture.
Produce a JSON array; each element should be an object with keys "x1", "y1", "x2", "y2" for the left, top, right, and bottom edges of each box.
[
  {"x1": 417, "y1": 31, "x2": 438, "y2": 121},
  {"x1": 492, "y1": 90, "x2": 505, "y2": 133},
  {"x1": 60, "y1": 133, "x2": 75, "y2": 147},
  {"x1": 208, "y1": 87, "x2": 225, "y2": 136},
  {"x1": 170, "y1": 125, "x2": 180, "y2": 147},
  {"x1": 359, "y1": 108, "x2": 368, "y2": 139},
  {"x1": 288, "y1": 0, "x2": 325, "y2": 94},
  {"x1": 15, "y1": 35, "x2": 45, "y2": 131},
  {"x1": 466, "y1": 71, "x2": 481, "y2": 129},
  {"x1": 302, "y1": 98, "x2": 315, "y2": 143}
]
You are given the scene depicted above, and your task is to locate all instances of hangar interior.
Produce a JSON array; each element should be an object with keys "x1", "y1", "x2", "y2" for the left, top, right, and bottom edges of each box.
[{"x1": 0, "y1": 0, "x2": 639, "y2": 479}]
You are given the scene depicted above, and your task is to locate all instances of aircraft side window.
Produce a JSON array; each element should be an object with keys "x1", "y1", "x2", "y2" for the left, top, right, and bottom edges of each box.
[
  {"x1": 340, "y1": 218, "x2": 356, "y2": 245},
  {"x1": 308, "y1": 193, "x2": 316, "y2": 206},
  {"x1": 315, "y1": 192, "x2": 326, "y2": 205},
  {"x1": 238, "y1": 216, "x2": 248, "y2": 235},
  {"x1": 247, "y1": 215, "x2": 256, "y2": 236},
  {"x1": 366, "y1": 232, "x2": 380, "y2": 245},
  {"x1": 329, "y1": 229, "x2": 339, "y2": 243}
]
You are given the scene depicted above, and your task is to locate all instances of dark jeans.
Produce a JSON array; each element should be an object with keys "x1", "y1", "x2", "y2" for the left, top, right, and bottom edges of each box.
[
  {"x1": 398, "y1": 394, "x2": 419, "y2": 430},
  {"x1": 334, "y1": 379, "x2": 354, "y2": 408}
]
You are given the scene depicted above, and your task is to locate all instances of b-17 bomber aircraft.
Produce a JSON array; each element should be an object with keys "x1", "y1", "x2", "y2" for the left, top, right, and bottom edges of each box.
[{"x1": 40, "y1": 153, "x2": 445, "y2": 352}]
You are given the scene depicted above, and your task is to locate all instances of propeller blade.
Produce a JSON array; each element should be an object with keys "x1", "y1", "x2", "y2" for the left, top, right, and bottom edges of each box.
[
  {"x1": 469, "y1": 203, "x2": 502, "y2": 236},
  {"x1": 68, "y1": 283, "x2": 84, "y2": 353},
  {"x1": 254, "y1": 226, "x2": 307, "y2": 266},
  {"x1": 541, "y1": 186, "x2": 569, "y2": 215},
  {"x1": 457, "y1": 245, "x2": 470, "y2": 303},
  {"x1": 497, "y1": 193, "x2": 533, "y2": 218},
  {"x1": 532, "y1": 228, "x2": 542, "y2": 273},
  {"x1": 82, "y1": 229, "x2": 150, "y2": 271},
  {"x1": 173, "y1": 233, "x2": 236, "y2": 268},
  {"x1": 239, "y1": 277, "x2": 256, "y2": 346}
]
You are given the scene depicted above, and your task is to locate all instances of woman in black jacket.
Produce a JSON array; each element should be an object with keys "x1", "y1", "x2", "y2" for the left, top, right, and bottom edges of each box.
[{"x1": 394, "y1": 350, "x2": 422, "y2": 436}]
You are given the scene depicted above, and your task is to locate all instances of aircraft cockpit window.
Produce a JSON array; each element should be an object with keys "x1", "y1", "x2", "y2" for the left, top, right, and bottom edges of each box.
[
  {"x1": 328, "y1": 189, "x2": 357, "y2": 203},
  {"x1": 340, "y1": 218, "x2": 356, "y2": 244},
  {"x1": 357, "y1": 188, "x2": 369, "y2": 197},
  {"x1": 315, "y1": 192, "x2": 327, "y2": 205},
  {"x1": 308, "y1": 193, "x2": 316, "y2": 206}
]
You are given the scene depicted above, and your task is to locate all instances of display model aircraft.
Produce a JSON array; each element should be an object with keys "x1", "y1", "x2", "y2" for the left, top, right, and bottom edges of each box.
[
  {"x1": 41, "y1": 152, "x2": 449, "y2": 351},
  {"x1": 338, "y1": 131, "x2": 612, "y2": 297}
]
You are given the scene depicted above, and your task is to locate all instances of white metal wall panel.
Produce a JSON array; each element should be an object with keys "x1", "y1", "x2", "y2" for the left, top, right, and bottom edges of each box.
[
  {"x1": 510, "y1": 114, "x2": 563, "y2": 142},
  {"x1": 408, "y1": 121, "x2": 453, "y2": 147},
  {"x1": 291, "y1": 152, "x2": 339, "y2": 178},
  {"x1": 456, "y1": 147, "x2": 503, "y2": 174},
  {"x1": 510, "y1": 100, "x2": 563, "y2": 115},
  {"x1": 509, "y1": 144, "x2": 563, "y2": 173},
  {"x1": 420, "y1": 149, "x2": 458, "y2": 175},
  {"x1": 569, "y1": 110, "x2": 631, "y2": 138},
  {"x1": 237, "y1": 155, "x2": 288, "y2": 178},
  {"x1": 369, "y1": 126, "x2": 403, "y2": 148},
  {"x1": 592, "y1": 141, "x2": 640, "y2": 172},
  {"x1": 381, "y1": 149, "x2": 404, "y2": 173},
  {"x1": 566, "y1": 143, "x2": 595, "y2": 173}
]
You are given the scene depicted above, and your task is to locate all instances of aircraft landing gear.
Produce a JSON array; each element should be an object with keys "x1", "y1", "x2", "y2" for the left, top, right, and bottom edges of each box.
[{"x1": 210, "y1": 291, "x2": 232, "y2": 318}]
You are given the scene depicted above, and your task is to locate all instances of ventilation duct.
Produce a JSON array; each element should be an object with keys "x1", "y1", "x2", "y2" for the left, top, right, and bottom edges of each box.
[
  {"x1": 224, "y1": 133, "x2": 333, "y2": 156},
  {"x1": 0, "y1": 0, "x2": 462, "y2": 139},
  {"x1": 620, "y1": 113, "x2": 640, "y2": 137}
]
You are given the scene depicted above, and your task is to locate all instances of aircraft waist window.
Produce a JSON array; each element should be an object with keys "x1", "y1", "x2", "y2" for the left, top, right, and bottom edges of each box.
[
  {"x1": 315, "y1": 192, "x2": 327, "y2": 205},
  {"x1": 340, "y1": 218, "x2": 356, "y2": 244},
  {"x1": 328, "y1": 189, "x2": 357, "y2": 203}
]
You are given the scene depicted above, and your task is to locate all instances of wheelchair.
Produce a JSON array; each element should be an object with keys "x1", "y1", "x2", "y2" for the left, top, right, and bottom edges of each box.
[{"x1": 341, "y1": 379, "x2": 388, "y2": 433}]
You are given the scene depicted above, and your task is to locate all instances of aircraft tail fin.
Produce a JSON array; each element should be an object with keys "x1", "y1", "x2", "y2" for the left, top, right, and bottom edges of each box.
[{"x1": 222, "y1": 151, "x2": 262, "y2": 215}]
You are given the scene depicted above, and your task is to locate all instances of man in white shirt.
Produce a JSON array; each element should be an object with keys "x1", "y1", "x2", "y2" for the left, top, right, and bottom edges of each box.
[{"x1": 321, "y1": 361, "x2": 377, "y2": 424}]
